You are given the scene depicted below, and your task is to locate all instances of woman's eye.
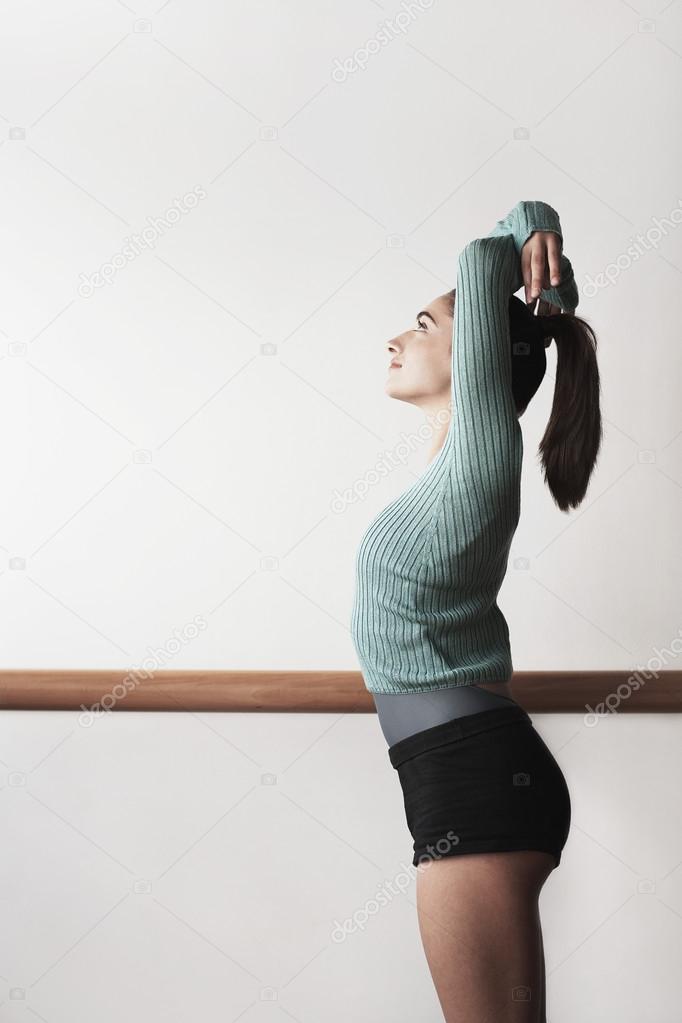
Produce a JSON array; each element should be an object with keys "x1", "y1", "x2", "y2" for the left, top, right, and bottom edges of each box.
[{"x1": 416, "y1": 319, "x2": 427, "y2": 330}]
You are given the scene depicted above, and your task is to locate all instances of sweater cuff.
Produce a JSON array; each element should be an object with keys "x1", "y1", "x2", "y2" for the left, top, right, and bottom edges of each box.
[{"x1": 512, "y1": 200, "x2": 563, "y2": 251}]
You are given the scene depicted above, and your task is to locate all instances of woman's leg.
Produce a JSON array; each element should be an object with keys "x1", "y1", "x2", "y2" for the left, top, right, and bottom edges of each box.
[
  {"x1": 536, "y1": 902, "x2": 546, "y2": 1020},
  {"x1": 415, "y1": 849, "x2": 555, "y2": 1023}
]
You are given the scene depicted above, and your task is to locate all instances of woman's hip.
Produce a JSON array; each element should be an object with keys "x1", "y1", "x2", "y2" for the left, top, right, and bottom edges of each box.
[{"x1": 388, "y1": 704, "x2": 572, "y2": 868}]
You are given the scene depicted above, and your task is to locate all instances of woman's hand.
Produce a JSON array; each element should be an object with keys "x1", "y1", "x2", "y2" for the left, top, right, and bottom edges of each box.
[{"x1": 521, "y1": 230, "x2": 563, "y2": 305}]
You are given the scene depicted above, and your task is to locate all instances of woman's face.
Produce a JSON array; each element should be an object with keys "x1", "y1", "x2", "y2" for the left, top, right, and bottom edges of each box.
[{"x1": 386, "y1": 293, "x2": 453, "y2": 409}]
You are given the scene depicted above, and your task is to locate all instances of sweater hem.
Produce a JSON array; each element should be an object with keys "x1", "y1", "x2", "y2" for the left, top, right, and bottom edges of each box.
[{"x1": 364, "y1": 676, "x2": 512, "y2": 695}]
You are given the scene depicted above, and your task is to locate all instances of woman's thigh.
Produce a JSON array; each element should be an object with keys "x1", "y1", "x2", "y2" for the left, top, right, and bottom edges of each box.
[{"x1": 415, "y1": 850, "x2": 554, "y2": 1023}]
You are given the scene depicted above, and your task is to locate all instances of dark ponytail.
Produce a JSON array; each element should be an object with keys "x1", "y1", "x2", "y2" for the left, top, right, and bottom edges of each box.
[{"x1": 508, "y1": 294, "x2": 603, "y2": 512}]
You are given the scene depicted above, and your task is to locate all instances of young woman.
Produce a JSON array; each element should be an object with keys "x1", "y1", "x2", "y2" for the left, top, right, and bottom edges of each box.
[{"x1": 350, "y1": 201, "x2": 602, "y2": 1022}]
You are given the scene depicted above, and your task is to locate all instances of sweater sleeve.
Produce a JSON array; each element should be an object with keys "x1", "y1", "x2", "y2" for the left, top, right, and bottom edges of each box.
[{"x1": 450, "y1": 232, "x2": 524, "y2": 513}]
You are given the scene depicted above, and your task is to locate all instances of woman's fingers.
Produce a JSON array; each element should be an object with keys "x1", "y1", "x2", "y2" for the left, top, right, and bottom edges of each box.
[
  {"x1": 522, "y1": 232, "x2": 563, "y2": 304},
  {"x1": 547, "y1": 234, "x2": 562, "y2": 287},
  {"x1": 522, "y1": 237, "x2": 545, "y2": 303},
  {"x1": 522, "y1": 246, "x2": 538, "y2": 304},
  {"x1": 529, "y1": 246, "x2": 546, "y2": 302}
]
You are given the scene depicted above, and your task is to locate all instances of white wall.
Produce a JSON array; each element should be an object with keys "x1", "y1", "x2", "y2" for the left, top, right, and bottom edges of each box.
[
  {"x1": 1, "y1": 1, "x2": 681, "y2": 1020},
  {"x1": 2, "y1": 709, "x2": 682, "y2": 1021}
]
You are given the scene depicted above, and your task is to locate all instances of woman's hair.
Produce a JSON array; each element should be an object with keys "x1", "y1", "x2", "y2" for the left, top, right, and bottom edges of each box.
[{"x1": 445, "y1": 288, "x2": 602, "y2": 512}]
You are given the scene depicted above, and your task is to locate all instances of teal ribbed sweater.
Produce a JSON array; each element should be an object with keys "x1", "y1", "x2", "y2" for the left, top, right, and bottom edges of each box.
[{"x1": 350, "y1": 201, "x2": 579, "y2": 694}]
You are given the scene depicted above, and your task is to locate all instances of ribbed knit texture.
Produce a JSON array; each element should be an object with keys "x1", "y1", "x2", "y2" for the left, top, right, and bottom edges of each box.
[{"x1": 350, "y1": 201, "x2": 579, "y2": 694}]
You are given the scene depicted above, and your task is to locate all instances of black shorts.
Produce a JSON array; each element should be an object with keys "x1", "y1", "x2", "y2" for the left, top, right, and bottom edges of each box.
[{"x1": 388, "y1": 703, "x2": 571, "y2": 869}]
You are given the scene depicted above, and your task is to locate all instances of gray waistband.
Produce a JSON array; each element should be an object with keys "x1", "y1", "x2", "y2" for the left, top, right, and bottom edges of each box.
[{"x1": 373, "y1": 684, "x2": 518, "y2": 748}]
